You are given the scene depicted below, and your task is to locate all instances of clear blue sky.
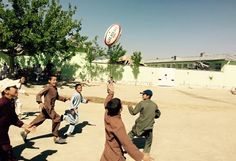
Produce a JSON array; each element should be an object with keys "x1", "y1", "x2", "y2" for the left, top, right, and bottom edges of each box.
[{"x1": 62, "y1": 0, "x2": 236, "y2": 60}]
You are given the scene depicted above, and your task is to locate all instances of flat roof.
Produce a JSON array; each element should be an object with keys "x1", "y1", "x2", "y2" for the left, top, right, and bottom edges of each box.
[{"x1": 145, "y1": 54, "x2": 236, "y2": 63}]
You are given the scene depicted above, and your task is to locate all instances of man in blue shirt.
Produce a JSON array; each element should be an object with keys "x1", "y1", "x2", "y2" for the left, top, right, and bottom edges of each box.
[{"x1": 62, "y1": 83, "x2": 89, "y2": 137}]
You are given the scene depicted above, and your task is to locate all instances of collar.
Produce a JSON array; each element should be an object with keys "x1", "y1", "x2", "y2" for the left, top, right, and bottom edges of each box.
[
  {"x1": 1, "y1": 96, "x2": 14, "y2": 103},
  {"x1": 48, "y1": 84, "x2": 57, "y2": 89}
]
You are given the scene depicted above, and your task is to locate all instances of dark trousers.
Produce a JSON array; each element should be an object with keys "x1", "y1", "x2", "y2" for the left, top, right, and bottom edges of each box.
[
  {"x1": 0, "y1": 144, "x2": 17, "y2": 161},
  {"x1": 29, "y1": 109, "x2": 61, "y2": 137},
  {"x1": 128, "y1": 129, "x2": 153, "y2": 153}
]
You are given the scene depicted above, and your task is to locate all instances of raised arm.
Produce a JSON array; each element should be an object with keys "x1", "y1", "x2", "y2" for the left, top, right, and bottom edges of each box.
[{"x1": 104, "y1": 83, "x2": 114, "y2": 108}]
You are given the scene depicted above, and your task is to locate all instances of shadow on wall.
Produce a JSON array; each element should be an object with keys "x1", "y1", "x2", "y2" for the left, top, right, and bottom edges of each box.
[
  {"x1": 15, "y1": 55, "x2": 81, "y2": 81},
  {"x1": 15, "y1": 55, "x2": 129, "y2": 82},
  {"x1": 106, "y1": 64, "x2": 124, "y2": 81},
  {"x1": 79, "y1": 63, "x2": 106, "y2": 81},
  {"x1": 131, "y1": 65, "x2": 140, "y2": 80},
  {"x1": 79, "y1": 63, "x2": 125, "y2": 82},
  {"x1": 60, "y1": 63, "x2": 80, "y2": 81}
]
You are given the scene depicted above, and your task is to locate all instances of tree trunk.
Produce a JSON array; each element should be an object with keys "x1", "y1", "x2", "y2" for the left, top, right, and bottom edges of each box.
[{"x1": 9, "y1": 54, "x2": 15, "y2": 73}]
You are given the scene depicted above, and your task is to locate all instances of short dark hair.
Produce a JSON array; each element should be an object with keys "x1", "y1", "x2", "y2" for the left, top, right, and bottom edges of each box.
[
  {"x1": 75, "y1": 83, "x2": 82, "y2": 89},
  {"x1": 48, "y1": 75, "x2": 57, "y2": 81},
  {"x1": 106, "y1": 98, "x2": 122, "y2": 116},
  {"x1": 19, "y1": 76, "x2": 26, "y2": 84},
  {"x1": 1, "y1": 87, "x2": 10, "y2": 96},
  {"x1": 18, "y1": 75, "x2": 26, "y2": 79}
]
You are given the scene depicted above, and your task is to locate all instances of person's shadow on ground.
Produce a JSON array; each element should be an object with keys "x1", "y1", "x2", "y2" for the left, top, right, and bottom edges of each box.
[
  {"x1": 30, "y1": 149, "x2": 57, "y2": 161},
  {"x1": 60, "y1": 121, "x2": 95, "y2": 135},
  {"x1": 74, "y1": 121, "x2": 95, "y2": 134},
  {"x1": 21, "y1": 111, "x2": 40, "y2": 120},
  {"x1": 13, "y1": 141, "x2": 57, "y2": 161},
  {"x1": 13, "y1": 141, "x2": 39, "y2": 161},
  {"x1": 25, "y1": 121, "x2": 95, "y2": 142},
  {"x1": 28, "y1": 133, "x2": 53, "y2": 142}
]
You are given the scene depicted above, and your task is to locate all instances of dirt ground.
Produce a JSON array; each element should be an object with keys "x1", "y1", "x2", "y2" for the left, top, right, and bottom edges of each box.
[{"x1": 8, "y1": 83, "x2": 236, "y2": 161}]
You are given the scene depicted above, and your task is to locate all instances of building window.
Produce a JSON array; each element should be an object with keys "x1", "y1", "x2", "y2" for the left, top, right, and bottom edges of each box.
[
  {"x1": 167, "y1": 64, "x2": 170, "y2": 68},
  {"x1": 183, "y1": 64, "x2": 187, "y2": 68},
  {"x1": 172, "y1": 64, "x2": 176, "y2": 68},
  {"x1": 177, "y1": 64, "x2": 182, "y2": 68}
]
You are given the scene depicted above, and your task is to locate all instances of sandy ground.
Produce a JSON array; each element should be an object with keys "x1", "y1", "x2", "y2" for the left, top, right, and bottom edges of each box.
[{"x1": 8, "y1": 83, "x2": 236, "y2": 161}]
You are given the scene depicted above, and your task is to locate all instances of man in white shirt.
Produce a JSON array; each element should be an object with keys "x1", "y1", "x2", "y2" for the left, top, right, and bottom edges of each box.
[
  {"x1": 62, "y1": 83, "x2": 89, "y2": 137},
  {"x1": 14, "y1": 76, "x2": 29, "y2": 119}
]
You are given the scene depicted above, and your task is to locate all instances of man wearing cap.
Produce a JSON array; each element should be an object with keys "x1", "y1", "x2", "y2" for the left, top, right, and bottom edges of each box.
[
  {"x1": 0, "y1": 80, "x2": 32, "y2": 161},
  {"x1": 127, "y1": 89, "x2": 161, "y2": 154}
]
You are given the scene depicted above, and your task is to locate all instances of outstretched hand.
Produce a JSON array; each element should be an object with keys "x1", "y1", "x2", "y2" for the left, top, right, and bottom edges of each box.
[
  {"x1": 27, "y1": 126, "x2": 36, "y2": 133},
  {"x1": 127, "y1": 104, "x2": 133, "y2": 108},
  {"x1": 22, "y1": 124, "x2": 36, "y2": 133},
  {"x1": 107, "y1": 83, "x2": 114, "y2": 93},
  {"x1": 86, "y1": 98, "x2": 90, "y2": 103}
]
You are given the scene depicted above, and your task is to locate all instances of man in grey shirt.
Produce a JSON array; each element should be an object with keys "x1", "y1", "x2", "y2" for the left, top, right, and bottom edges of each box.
[{"x1": 128, "y1": 89, "x2": 161, "y2": 154}]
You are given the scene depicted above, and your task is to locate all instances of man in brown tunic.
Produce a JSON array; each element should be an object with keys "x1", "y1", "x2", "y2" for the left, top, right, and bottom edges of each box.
[
  {"x1": 100, "y1": 83, "x2": 153, "y2": 161},
  {"x1": 20, "y1": 75, "x2": 69, "y2": 144},
  {"x1": 0, "y1": 80, "x2": 32, "y2": 161}
]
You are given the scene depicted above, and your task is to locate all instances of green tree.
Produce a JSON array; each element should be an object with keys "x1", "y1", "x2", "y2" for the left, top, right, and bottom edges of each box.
[
  {"x1": 84, "y1": 63, "x2": 106, "y2": 81},
  {"x1": 131, "y1": 51, "x2": 142, "y2": 81},
  {"x1": 84, "y1": 36, "x2": 106, "y2": 64},
  {"x1": 131, "y1": 51, "x2": 142, "y2": 66},
  {"x1": 0, "y1": 0, "x2": 86, "y2": 70},
  {"x1": 107, "y1": 43, "x2": 126, "y2": 64},
  {"x1": 106, "y1": 64, "x2": 124, "y2": 81}
]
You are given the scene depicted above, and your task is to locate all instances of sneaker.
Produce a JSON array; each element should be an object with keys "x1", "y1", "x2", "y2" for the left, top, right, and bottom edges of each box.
[
  {"x1": 20, "y1": 131, "x2": 28, "y2": 142},
  {"x1": 54, "y1": 137, "x2": 66, "y2": 144},
  {"x1": 64, "y1": 133, "x2": 74, "y2": 138}
]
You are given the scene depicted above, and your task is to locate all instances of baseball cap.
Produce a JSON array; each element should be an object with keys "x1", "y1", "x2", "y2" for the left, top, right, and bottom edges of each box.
[
  {"x1": 140, "y1": 89, "x2": 153, "y2": 97},
  {"x1": 0, "y1": 78, "x2": 18, "y2": 92}
]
